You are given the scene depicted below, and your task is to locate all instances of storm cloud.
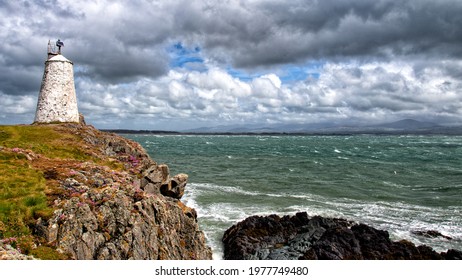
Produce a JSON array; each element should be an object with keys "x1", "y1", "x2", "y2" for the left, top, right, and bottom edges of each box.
[{"x1": 1, "y1": 0, "x2": 462, "y2": 129}]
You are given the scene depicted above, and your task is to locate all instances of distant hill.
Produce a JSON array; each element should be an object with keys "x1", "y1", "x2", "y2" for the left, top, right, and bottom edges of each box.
[
  {"x1": 104, "y1": 119, "x2": 462, "y2": 135},
  {"x1": 181, "y1": 119, "x2": 462, "y2": 135},
  {"x1": 372, "y1": 119, "x2": 440, "y2": 130}
]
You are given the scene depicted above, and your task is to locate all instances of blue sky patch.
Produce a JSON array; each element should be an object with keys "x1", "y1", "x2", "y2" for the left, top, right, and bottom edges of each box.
[
  {"x1": 169, "y1": 42, "x2": 323, "y2": 84},
  {"x1": 168, "y1": 42, "x2": 206, "y2": 71},
  {"x1": 278, "y1": 63, "x2": 322, "y2": 83},
  {"x1": 227, "y1": 61, "x2": 324, "y2": 84}
]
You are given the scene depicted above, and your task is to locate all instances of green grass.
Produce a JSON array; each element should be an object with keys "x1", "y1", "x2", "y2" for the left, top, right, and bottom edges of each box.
[
  {"x1": 0, "y1": 124, "x2": 89, "y2": 239},
  {"x1": 30, "y1": 245, "x2": 69, "y2": 260},
  {"x1": 0, "y1": 129, "x2": 11, "y2": 142},
  {"x1": 0, "y1": 150, "x2": 51, "y2": 238},
  {"x1": 0, "y1": 125, "x2": 92, "y2": 161},
  {"x1": 0, "y1": 124, "x2": 128, "y2": 258}
]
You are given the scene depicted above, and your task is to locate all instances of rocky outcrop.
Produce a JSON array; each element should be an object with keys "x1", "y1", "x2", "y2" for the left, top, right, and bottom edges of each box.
[
  {"x1": 3, "y1": 123, "x2": 211, "y2": 260},
  {"x1": 140, "y1": 164, "x2": 188, "y2": 199},
  {"x1": 37, "y1": 190, "x2": 208, "y2": 260},
  {"x1": 222, "y1": 212, "x2": 462, "y2": 260},
  {"x1": 1, "y1": 240, "x2": 36, "y2": 260},
  {"x1": 412, "y1": 230, "x2": 453, "y2": 240}
]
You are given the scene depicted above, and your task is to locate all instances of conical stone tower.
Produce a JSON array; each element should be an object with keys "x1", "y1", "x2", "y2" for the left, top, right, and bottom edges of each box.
[{"x1": 34, "y1": 40, "x2": 79, "y2": 123}]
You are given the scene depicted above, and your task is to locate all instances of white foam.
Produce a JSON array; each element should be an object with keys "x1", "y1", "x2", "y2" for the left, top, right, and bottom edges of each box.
[{"x1": 183, "y1": 180, "x2": 462, "y2": 258}]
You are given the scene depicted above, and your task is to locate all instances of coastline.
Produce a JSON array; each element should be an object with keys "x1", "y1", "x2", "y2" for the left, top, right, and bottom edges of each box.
[{"x1": 128, "y1": 133, "x2": 462, "y2": 259}]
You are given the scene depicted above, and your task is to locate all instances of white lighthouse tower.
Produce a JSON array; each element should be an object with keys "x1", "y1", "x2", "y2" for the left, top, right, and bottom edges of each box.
[{"x1": 34, "y1": 40, "x2": 79, "y2": 123}]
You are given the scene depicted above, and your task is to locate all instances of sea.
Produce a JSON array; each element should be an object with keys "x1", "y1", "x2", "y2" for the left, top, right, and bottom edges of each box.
[{"x1": 124, "y1": 134, "x2": 462, "y2": 259}]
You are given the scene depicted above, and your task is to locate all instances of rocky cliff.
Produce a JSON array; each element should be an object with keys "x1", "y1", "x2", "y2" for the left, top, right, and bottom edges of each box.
[
  {"x1": 0, "y1": 122, "x2": 211, "y2": 260},
  {"x1": 222, "y1": 212, "x2": 462, "y2": 260}
]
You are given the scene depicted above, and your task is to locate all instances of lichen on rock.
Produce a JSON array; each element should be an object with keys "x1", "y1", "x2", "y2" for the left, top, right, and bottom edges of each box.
[
  {"x1": 0, "y1": 123, "x2": 212, "y2": 260},
  {"x1": 41, "y1": 190, "x2": 209, "y2": 260}
]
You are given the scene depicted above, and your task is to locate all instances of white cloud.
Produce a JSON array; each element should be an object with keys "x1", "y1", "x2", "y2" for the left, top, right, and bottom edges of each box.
[
  {"x1": 69, "y1": 59, "x2": 462, "y2": 128},
  {"x1": 1, "y1": 1, "x2": 462, "y2": 129}
]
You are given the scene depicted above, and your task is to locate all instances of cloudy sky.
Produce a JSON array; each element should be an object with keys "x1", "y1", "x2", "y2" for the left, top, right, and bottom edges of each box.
[{"x1": 1, "y1": 0, "x2": 462, "y2": 130}]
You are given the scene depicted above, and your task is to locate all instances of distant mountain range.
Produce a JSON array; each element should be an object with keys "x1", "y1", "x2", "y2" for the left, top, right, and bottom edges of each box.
[
  {"x1": 181, "y1": 119, "x2": 462, "y2": 135},
  {"x1": 104, "y1": 119, "x2": 462, "y2": 135}
]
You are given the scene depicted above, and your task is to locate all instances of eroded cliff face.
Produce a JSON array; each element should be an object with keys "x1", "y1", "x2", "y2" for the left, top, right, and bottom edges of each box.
[
  {"x1": 1, "y1": 122, "x2": 211, "y2": 260},
  {"x1": 41, "y1": 190, "x2": 209, "y2": 260}
]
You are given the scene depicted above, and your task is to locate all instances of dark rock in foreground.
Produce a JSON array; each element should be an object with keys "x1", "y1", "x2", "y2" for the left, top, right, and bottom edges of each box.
[
  {"x1": 222, "y1": 212, "x2": 462, "y2": 260},
  {"x1": 412, "y1": 230, "x2": 453, "y2": 240}
]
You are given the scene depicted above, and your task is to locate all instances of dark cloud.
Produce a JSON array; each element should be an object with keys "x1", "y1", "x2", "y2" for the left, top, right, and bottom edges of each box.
[
  {"x1": 4, "y1": 0, "x2": 462, "y2": 83},
  {"x1": 0, "y1": 64, "x2": 42, "y2": 96},
  {"x1": 73, "y1": 44, "x2": 169, "y2": 83},
  {"x1": 193, "y1": 0, "x2": 462, "y2": 67},
  {"x1": 1, "y1": 0, "x2": 462, "y2": 128}
]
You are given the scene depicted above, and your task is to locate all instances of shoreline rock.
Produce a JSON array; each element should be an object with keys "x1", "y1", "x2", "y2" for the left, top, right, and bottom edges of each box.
[
  {"x1": 222, "y1": 212, "x2": 462, "y2": 260},
  {"x1": 411, "y1": 230, "x2": 453, "y2": 240}
]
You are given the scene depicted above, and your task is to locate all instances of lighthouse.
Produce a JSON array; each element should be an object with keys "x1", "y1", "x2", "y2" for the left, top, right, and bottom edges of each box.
[{"x1": 34, "y1": 40, "x2": 79, "y2": 123}]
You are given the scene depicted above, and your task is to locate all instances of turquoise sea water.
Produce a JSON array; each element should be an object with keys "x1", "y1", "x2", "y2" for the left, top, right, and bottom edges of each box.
[{"x1": 125, "y1": 134, "x2": 462, "y2": 259}]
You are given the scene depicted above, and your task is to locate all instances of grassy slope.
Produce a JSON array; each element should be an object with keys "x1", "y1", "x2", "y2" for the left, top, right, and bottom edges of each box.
[{"x1": 0, "y1": 124, "x2": 113, "y2": 258}]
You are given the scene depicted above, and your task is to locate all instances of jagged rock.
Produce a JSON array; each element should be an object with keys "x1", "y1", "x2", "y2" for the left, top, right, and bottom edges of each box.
[
  {"x1": 60, "y1": 123, "x2": 154, "y2": 171},
  {"x1": 141, "y1": 164, "x2": 188, "y2": 199},
  {"x1": 21, "y1": 123, "x2": 212, "y2": 260},
  {"x1": 222, "y1": 212, "x2": 461, "y2": 260},
  {"x1": 0, "y1": 241, "x2": 37, "y2": 260},
  {"x1": 304, "y1": 226, "x2": 362, "y2": 260},
  {"x1": 141, "y1": 164, "x2": 169, "y2": 194},
  {"x1": 160, "y1": 173, "x2": 188, "y2": 199},
  {"x1": 63, "y1": 178, "x2": 89, "y2": 193},
  {"x1": 79, "y1": 113, "x2": 86, "y2": 125},
  {"x1": 441, "y1": 249, "x2": 462, "y2": 260},
  {"x1": 41, "y1": 179, "x2": 211, "y2": 260},
  {"x1": 412, "y1": 230, "x2": 453, "y2": 240}
]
